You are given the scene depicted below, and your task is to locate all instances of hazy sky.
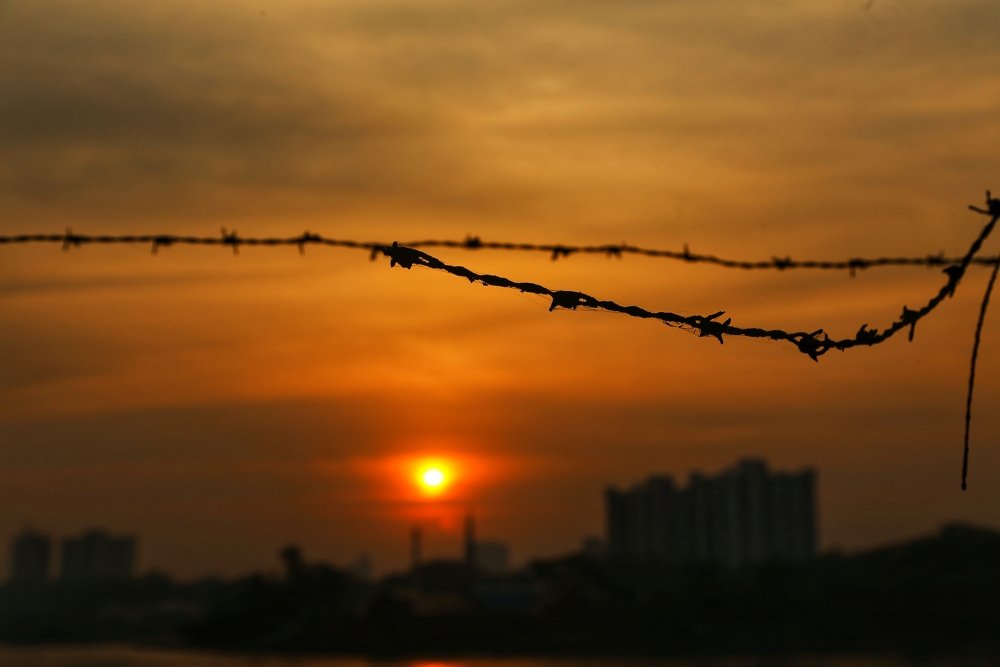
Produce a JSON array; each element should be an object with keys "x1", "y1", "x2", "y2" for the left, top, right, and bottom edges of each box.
[{"x1": 2, "y1": 0, "x2": 1000, "y2": 578}]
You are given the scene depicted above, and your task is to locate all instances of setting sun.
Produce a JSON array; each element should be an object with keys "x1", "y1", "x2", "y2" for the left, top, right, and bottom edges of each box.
[
  {"x1": 415, "y1": 461, "x2": 453, "y2": 497},
  {"x1": 422, "y1": 467, "x2": 446, "y2": 489}
]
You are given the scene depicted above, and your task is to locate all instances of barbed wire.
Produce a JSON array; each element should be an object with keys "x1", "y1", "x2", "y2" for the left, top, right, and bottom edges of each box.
[
  {"x1": 2, "y1": 193, "x2": 998, "y2": 488},
  {"x1": 2, "y1": 198, "x2": 997, "y2": 361},
  {"x1": 3, "y1": 230, "x2": 1000, "y2": 275},
  {"x1": 376, "y1": 195, "x2": 999, "y2": 360}
]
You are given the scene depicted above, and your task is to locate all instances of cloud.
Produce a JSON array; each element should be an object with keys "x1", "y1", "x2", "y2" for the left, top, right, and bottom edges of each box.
[
  {"x1": 0, "y1": 1, "x2": 501, "y2": 223},
  {"x1": 1, "y1": 397, "x2": 377, "y2": 469},
  {"x1": 3, "y1": 0, "x2": 998, "y2": 231}
]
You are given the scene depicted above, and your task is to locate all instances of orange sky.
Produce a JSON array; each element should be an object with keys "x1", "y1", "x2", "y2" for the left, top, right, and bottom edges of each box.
[{"x1": 2, "y1": 0, "x2": 1000, "y2": 578}]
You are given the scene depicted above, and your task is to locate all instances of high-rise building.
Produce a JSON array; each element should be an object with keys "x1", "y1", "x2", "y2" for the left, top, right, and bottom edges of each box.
[
  {"x1": 9, "y1": 528, "x2": 51, "y2": 584},
  {"x1": 60, "y1": 529, "x2": 136, "y2": 583},
  {"x1": 606, "y1": 458, "x2": 817, "y2": 566}
]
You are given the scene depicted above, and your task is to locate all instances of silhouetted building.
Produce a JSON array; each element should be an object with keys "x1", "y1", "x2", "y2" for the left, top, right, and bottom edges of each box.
[
  {"x1": 580, "y1": 535, "x2": 605, "y2": 559},
  {"x1": 606, "y1": 458, "x2": 817, "y2": 567},
  {"x1": 9, "y1": 528, "x2": 51, "y2": 584},
  {"x1": 474, "y1": 540, "x2": 510, "y2": 574},
  {"x1": 60, "y1": 529, "x2": 136, "y2": 583},
  {"x1": 350, "y1": 553, "x2": 373, "y2": 581}
]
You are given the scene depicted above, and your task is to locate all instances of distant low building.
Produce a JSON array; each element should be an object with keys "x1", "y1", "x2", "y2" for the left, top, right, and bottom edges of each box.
[
  {"x1": 9, "y1": 528, "x2": 51, "y2": 585},
  {"x1": 606, "y1": 458, "x2": 817, "y2": 567},
  {"x1": 60, "y1": 529, "x2": 136, "y2": 583},
  {"x1": 475, "y1": 540, "x2": 510, "y2": 574},
  {"x1": 350, "y1": 553, "x2": 373, "y2": 582},
  {"x1": 580, "y1": 535, "x2": 605, "y2": 559}
]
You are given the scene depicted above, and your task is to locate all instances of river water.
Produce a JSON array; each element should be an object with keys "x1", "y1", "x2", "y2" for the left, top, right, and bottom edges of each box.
[{"x1": 0, "y1": 647, "x2": 992, "y2": 667}]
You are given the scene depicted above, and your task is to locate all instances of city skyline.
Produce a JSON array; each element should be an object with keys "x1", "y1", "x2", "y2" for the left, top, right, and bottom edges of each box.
[
  {"x1": 2, "y1": 456, "x2": 971, "y2": 582},
  {"x1": 7, "y1": 457, "x2": 810, "y2": 580}
]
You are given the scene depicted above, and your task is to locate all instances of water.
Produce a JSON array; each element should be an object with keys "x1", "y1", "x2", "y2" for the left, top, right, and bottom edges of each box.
[{"x1": 0, "y1": 647, "x2": 992, "y2": 667}]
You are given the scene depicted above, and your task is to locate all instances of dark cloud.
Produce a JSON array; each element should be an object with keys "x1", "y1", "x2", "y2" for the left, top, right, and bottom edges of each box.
[
  {"x1": 0, "y1": 271, "x2": 268, "y2": 296},
  {"x1": 1, "y1": 0, "x2": 995, "y2": 227},
  {"x1": 1, "y1": 397, "x2": 377, "y2": 469},
  {"x1": 0, "y1": 1, "x2": 502, "y2": 222},
  {"x1": 0, "y1": 319, "x2": 119, "y2": 390}
]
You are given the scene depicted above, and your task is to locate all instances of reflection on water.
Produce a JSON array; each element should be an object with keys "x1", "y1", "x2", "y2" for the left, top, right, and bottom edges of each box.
[{"x1": 0, "y1": 647, "x2": 993, "y2": 667}]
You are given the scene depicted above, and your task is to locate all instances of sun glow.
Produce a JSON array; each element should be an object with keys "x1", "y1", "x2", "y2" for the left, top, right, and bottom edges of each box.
[
  {"x1": 415, "y1": 461, "x2": 452, "y2": 496},
  {"x1": 422, "y1": 467, "x2": 446, "y2": 488}
]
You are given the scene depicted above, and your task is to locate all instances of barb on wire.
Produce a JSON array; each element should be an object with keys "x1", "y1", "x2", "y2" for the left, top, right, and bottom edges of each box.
[
  {"x1": 375, "y1": 193, "x2": 999, "y2": 364},
  {"x1": 220, "y1": 227, "x2": 240, "y2": 255},
  {"x1": 4, "y1": 227, "x2": 1000, "y2": 272}
]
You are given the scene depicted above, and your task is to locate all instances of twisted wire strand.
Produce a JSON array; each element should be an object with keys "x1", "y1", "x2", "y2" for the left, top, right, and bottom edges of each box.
[
  {"x1": 2, "y1": 230, "x2": 1000, "y2": 273},
  {"x1": 378, "y1": 199, "x2": 998, "y2": 362}
]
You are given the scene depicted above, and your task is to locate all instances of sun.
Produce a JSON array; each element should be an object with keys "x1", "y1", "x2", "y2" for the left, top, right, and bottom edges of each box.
[
  {"x1": 422, "y1": 467, "x2": 446, "y2": 488},
  {"x1": 415, "y1": 462, "x2": 451, "y2": 496}
]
